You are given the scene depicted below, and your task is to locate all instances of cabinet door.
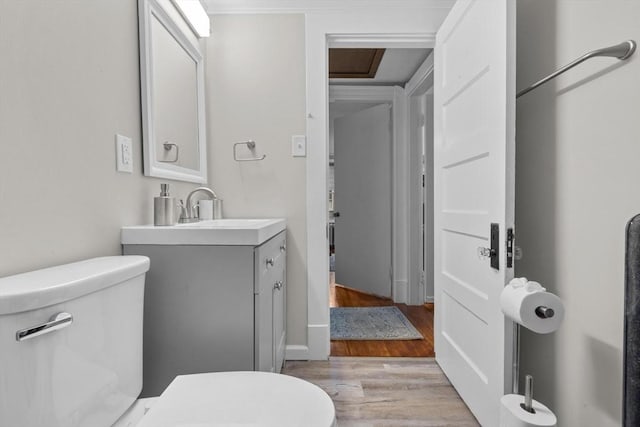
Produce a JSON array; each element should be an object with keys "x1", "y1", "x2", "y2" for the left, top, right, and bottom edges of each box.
[
  {"x1": 123, "y1": 244, "x2": 255, "y2": 397},
  {"x1": 255, "y1": 275, "x2": 275, "y2": 372},
  {"x1": 254, "y1": 232, "x2": 287, "y2": 373},
  {"x1": 273, "y1": 240, "x2": 286, "y2": 373}
]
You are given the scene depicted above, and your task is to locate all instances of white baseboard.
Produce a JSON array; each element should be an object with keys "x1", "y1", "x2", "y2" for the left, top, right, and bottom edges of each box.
[
  {"x1": 285, "y1": 344, "x2": 310, "y2": 360},
  {"x1": 393, "y1": 280, "x2": 408, "y2": 304},
  {"x1": 425, "y1": 296, "x2": 434, "y2": 303},
  {"x1": 306, "y1": 323, "x2": 330, "y2": 360}
]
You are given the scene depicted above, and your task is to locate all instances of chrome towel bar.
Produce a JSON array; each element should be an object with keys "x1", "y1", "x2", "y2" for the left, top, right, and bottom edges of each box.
[{"x1": 517, "y1": 40, "x2": 636, "y2": 99}]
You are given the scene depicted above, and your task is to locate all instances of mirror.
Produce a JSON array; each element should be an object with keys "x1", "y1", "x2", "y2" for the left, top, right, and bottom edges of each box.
[{"x1": 138, "y1": 0, "x2": 207, "y2": 183}]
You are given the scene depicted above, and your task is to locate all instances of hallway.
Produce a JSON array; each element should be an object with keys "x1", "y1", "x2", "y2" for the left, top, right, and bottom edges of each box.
[{"x1": 330, "y1": 274, "x2": 435, "y2": 357}]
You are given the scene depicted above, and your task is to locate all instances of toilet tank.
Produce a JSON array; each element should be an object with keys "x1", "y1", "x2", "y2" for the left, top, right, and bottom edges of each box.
[{"x1": 0, "y1": 256, "x2": 150, "y2": 427}]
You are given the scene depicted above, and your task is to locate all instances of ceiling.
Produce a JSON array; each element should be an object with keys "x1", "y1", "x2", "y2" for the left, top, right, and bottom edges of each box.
[
  {"x1": 329, "y1": 48, "x2": 432, "y2": 87},
  {"x1": 203, "y1": 0, "x2": 455, "y2": 14}
]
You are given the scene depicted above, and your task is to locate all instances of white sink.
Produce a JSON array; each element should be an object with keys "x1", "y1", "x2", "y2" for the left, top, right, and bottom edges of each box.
[
  {"x1": 174, "y1": 219, "x2": 274, "y2": 228},
  {"x1": 121, "y1": 218, "x2": 286, "y2": 246}
]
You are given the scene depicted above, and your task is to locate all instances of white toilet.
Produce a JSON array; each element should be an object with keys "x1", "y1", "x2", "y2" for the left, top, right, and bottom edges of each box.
[{"x1": 0, "y1": 256, "x2": 336, "y2": 427}]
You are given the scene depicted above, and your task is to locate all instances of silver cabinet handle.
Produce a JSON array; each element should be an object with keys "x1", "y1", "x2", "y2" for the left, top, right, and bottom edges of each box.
[
  {"x1": 266, "y1": 258, "x2": 275, "y2": 267},
  {"x1": 274, "y1": 281, "x2": 283, "y2": 291},
  {"x1": 16, "y1": 312, "x2": 73, "y2": 342},
  {"x1": 280, "y1": 244, "x2": 286, "y2": 252}
]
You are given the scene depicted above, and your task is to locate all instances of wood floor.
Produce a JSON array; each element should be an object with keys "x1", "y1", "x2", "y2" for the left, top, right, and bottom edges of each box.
[
  {"x1": 330, "y1": 277, "x2": 435, "y2": 357},
  {"x1": 282, "y1": 357, "x2": 479, "y2": 426}
]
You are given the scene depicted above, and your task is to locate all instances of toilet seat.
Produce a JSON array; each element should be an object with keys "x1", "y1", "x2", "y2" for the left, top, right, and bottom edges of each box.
[{"x1": 136, "y1": 371, "x2": 337, "y2": 427}]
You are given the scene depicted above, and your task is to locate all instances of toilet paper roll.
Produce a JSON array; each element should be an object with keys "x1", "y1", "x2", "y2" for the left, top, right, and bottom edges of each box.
[
  {"x1": 500, "y1": 394, "x2": 557, "y2": 427},
  {"x1": 199, "y1": 200, "x2": 214, "y2": 220},
  {"x1": 500, "y1": 279, "x2": 564, "y2": 334}
]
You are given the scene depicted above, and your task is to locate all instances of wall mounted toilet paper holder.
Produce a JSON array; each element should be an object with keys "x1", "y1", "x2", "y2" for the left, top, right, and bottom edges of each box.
[{"x1": 535, "y1": 306, "x2": 555, "y2": 319}]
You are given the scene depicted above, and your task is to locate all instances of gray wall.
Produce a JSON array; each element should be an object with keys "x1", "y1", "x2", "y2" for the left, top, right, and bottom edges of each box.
[
  {"x1": 0, "y1": 0, "x2": 200, "y2": 277},
  {"x1": 0, "y1": 4, "x2": 307, "y2": 350},
  {"x1": 205, "y1": 14, "x2": 307, "y2": 345},
  {"x1": 516, "y1": 1, "x2": 640, "y2": 425}
]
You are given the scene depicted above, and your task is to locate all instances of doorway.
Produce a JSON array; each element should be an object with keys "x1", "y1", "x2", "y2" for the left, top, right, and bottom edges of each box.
[
  {"x1": 302, "y1": 17, "x2": 440, "y2": 362},
  {"x1": 327, "y1": 47, "x2": 435, "y2": 357},
  {"x1": 303, "y1": 3, "x2": 517, "y2": 425}
]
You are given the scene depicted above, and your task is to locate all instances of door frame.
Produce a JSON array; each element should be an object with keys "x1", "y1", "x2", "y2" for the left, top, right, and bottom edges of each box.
[
  {"x1": 405, "y1": 55, "x2": 435, "y2": 305},
  {"x1": 299, "y1": 25, "x2": 438, "y2": 361},
  {"x1": 329, "y1": 86, "x2": 404, "y2": 302}
]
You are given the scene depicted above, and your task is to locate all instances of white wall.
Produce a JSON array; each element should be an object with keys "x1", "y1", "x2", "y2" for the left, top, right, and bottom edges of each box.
[
  {"x1": 205, "y1": 14, "x2": 307, "y2": 346},
  {"x1": 516, "y1": 1, "x2": 640, "y2": 425},
  {"x1": 0, "y1": 0, "x2": 200, "y2": 278}
]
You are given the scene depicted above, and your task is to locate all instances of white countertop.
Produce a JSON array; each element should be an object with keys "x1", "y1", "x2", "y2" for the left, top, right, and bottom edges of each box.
[{"x1": 121, "y1": 218, "x2": 286, "y2": 246}]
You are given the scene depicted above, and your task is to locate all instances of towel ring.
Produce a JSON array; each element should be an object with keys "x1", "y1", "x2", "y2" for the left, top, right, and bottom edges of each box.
[
  {"x1": 159, "y1": 141, "x2": 179, "y2": 163},
  {"x1": 233, "y1": 140, "x2": 266, "y2": 162}
]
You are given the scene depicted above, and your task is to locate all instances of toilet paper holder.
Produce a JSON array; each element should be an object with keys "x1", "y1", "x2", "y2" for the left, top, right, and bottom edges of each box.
[
  {"x1": 535, "y1": 306, "x2": 554, "y2": 319},
  {"x1": 522, "y1": 375, "x2": 535, "y2": 414}
]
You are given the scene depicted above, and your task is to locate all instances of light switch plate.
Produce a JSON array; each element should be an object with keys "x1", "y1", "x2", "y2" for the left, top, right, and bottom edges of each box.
[
  {"x1": 292, "y1": 135, "x2": 306, "y2": 157},
  {"x1": 116, "y1": 134, "x2": 133, "y2": 173}
]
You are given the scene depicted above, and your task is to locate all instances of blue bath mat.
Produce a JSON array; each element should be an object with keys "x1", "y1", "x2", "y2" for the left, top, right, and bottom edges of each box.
[{"x1": 330, "y1": 306, "x2": 423, "y2": 340}]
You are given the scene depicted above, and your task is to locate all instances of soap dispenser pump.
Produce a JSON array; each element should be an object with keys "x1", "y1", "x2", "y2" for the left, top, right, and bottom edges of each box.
[{"x1": 154, "y1": 183, "x2": 176, "y2": 226}]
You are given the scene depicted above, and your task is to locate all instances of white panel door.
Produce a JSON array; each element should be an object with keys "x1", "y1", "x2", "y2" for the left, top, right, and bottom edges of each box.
[
  {"x1": 433, "y1": 1, "x2": 516, "y2": 426},
  {"x1": 334, "y1": 104, "x2": 392, "y2": 298}
]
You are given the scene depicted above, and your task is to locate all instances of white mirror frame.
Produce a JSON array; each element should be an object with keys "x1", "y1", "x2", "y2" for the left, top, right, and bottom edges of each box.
[{"x1": 138, "y1": 0, "x2": 208, "y2": 183}]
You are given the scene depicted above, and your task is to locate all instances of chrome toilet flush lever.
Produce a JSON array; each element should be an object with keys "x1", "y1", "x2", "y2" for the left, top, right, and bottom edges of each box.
[{"x1": 16, "y1": 312, "x2": 73, "y2": 342}]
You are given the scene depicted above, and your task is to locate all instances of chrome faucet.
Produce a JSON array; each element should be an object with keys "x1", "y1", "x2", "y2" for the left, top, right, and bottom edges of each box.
[{"x1": 179, "y1": 187, "x2": 218, "y2": 223}]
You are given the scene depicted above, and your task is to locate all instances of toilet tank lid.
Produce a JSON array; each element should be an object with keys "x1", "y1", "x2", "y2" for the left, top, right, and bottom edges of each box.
[{"x1": 0, "y1": 256, "x2": 150, "y2": 315}]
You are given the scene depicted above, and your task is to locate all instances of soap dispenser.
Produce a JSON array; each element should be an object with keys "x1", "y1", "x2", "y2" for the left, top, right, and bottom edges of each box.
[{"x1": 154, "y1": 183, "x2": 176, "y2": 226}]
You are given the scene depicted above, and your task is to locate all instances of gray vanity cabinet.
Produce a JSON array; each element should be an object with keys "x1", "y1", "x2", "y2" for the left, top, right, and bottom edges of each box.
[{"x1": 123, "y1": 231, "x2": 286, "y2": 398}]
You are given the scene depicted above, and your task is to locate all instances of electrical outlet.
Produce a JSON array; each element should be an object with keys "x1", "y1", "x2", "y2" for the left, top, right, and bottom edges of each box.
[
  {"x1": 292, "y1": 135, "x2": 306, "y2": 157},
  {"x1": 116, "y1": 134, "x2": 133, "y2": 173}
]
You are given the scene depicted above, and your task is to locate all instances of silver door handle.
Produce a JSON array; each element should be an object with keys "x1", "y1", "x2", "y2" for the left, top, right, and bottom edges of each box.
[
  {"x1": 477, "y1": 247, "x2": 496, "y2": 259},
  {"x1": 16, "y1": 312, "x2": 74, "y2": 342},
  {"x1": 274, "y1": 281, "x2": 283, "y2": 291},
  {"x1": 266, "y1": 258, "x2": 275, "y2": 267}
]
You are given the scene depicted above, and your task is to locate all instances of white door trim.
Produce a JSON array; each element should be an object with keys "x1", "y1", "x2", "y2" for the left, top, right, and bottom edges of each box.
[
  {"x1": 405, "y1": 53, "x2": 435, "y2": 97},
  {"x1": 303, "y1": 23, "x2": 438, "y2": 360},
  {"x1": 204, "y1": 0, "x2": 456, "y2": 14},
  {"x1": 327, "y1": 34, "x2": 436, "y2": 48},
  {"x1": 405, "y1": 54, "x2": 435, "y2": 305},
  {"x1": 329, "y1": 85, "x2": 397, "y2": 102}
]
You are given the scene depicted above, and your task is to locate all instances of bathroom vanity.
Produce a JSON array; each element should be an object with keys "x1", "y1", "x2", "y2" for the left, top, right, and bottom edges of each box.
[{"x1": 121, "y1": 219, "x2": 286, "y2": 397}]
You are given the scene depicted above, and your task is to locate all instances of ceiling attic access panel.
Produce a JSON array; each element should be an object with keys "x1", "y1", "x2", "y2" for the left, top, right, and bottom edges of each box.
[{"x1": 329, "y1": 48, "x2": 386, "y2": 78}]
